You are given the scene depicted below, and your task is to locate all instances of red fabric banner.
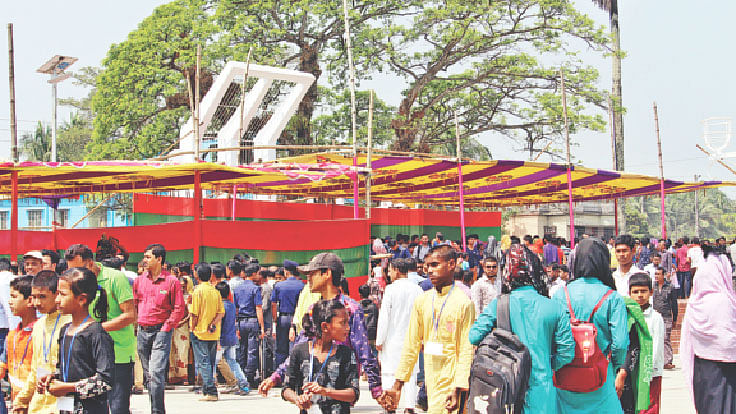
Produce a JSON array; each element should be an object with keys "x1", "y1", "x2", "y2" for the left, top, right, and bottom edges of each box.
[{"x1": 133, "y1": 194, "x2": 501, "y2": 227}]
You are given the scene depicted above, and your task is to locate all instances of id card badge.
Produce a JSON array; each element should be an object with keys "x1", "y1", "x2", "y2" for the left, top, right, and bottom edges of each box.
[
  {"x1": 424, "y1": 341, "x2": 443, "y2": 356},
  {"x1": 307, "y1": 395, "x2": 321, "y2": 414},
  {"x1": 57, "y1": 396, "x2": 74, "y2": 412}
]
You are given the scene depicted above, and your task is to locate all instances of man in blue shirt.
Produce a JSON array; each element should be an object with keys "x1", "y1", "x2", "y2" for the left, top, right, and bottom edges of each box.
[
  {"x1": 270, "y1": 260, "x2": 305, "y2": 368},
  {"x1": 231, "y1": 262, "x2": 264, "y2": 386},
  {"x1": 543, "y1": 235, "x2": 559, "y2": 266}
]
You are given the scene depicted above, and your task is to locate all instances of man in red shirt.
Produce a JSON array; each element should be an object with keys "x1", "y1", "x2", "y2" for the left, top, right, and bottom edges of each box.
[
  {"x1": 675, "y1": 238, "x2": 691, "y2": 299},
  {"x1": 133, "y1": 244, "x2": 185, "y2": 414}
]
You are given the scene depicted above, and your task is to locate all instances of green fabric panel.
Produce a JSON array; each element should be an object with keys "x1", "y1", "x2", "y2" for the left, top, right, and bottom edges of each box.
[{"x1": 200, "y1": 245, "x2": 369, "y2": 278}]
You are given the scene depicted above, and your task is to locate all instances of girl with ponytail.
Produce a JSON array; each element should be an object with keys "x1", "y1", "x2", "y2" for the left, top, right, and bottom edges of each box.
[
  {"x1": 283, "y1": 299, "x2": 359, "y2": 414},
  {"x1": 38, "y1": 267, "x2": 115, "y2": 413}
]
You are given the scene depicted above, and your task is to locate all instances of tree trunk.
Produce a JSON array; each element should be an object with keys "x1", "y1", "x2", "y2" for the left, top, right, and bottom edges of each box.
[{"x1": 293, "y1": 45, "x2": 321, "y2": 148}]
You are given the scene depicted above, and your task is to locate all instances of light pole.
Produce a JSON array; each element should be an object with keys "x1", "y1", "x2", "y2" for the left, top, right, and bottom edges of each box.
[{"x1": 37, "y1": 55, "x2": 77, "y2": 162}]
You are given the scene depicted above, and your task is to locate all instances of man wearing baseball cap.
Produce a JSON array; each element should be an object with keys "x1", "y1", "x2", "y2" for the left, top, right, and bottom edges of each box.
[
  {"x1": 269, "y1": 260, "x2": 305, "y2": 368},
  {"x1": 259, "y1": 253, "x2": 385, "y2": 403},
  {"x1": 22, "y1": 251, "x2": 43, "y2": 276}
]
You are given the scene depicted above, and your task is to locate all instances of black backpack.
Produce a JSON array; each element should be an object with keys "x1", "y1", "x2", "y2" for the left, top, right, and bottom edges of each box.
[{"x1": 468, "y1": 294, "x2": 532, "y2": 414}]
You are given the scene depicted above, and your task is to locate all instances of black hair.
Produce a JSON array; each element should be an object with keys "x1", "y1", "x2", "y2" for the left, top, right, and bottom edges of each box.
[
  {"x1": 176, "y1": 261, "x2": 191, "y2": 275},
  {"x1": 559, "y1": 265, "x2": 569, "y2": 273},
  {"x1": 628, "y1": 272, "x2": 652, "y2": 291},
  {"x1": 61, "y1": 267, "x2": 108, "y2": 322},
  {"x1": 41, "y1": 249, "x2": 60, "y2": 265},
  {"x1": 390, "y1": 258, "x2": 411, "y2": 274},
  {"x1": 654, "y1": 266, "x2": 665, "y2": 274},
  {"x1": 101, "y1": 257, "x2": 123, "y2": 269},
  {"x1": 284, "y1": 263, "x2": 299, "y2": 277},
  {"x1": 482, "y1": 256, "x2": 498, "y2": 264},
  {"x1": 406, "y1": 257, "x2": 417, "y2": 271},
  {"x1": 215, "y1": 281, "x2": 230, "y2": 300},
  {"x1": 32, "y1": 270, "x2": 59, "y2": 293},
  {"x1": 10, "y1": 275, "x2": 34, "y2": 299},
  {"x1": 429, "y1": 244, "x2": 458, "y2": 262},
  {"x1": 226, "y1": 260, "x2": 242, "y2": 276},
  {"x1": 64, "y1": 244, "x2": 94, "y2": 261},
  {"x1": 243, "y1": 263, "x2": 260, "y2": 276},
  {"x1": 339, "y1": 277, "x2": 350, "y2": 295},
  {"x1": 196, "y1": 263, "x2": 212, "y2": 282},
  {"x1": 301, "y1": 299, "x2": 346, "y2": 339},
  {"x1": 145, "y1": 243, "x2": 166, "y2": 263},
  {"x1": 0, "y1": 258, "x2": 10, "y2": 272},
  {"x1": 258, "y1": 269, "x2": 275, "y2": 279},
  {"x1": 614, "y1": 234, "x2": 635, "y2": 250},
  {"x1": 462, "y1": 270, "x2": 474, "y2": 285},
  {"x1": 510, "y1": 236, "x2": 521, "y2": 245},
  {"x1": 211, "y1": 262, "x2": 226, "y2": 279},
  {"x1": 358, "y1": 284, "x2": 370, "y2": 299},
  {"x1": 56, "y1": 259, "x2": 68, "y2": 274},
  {"x1": 523, "y1": 235, "x2": 533, "y2": 244}
]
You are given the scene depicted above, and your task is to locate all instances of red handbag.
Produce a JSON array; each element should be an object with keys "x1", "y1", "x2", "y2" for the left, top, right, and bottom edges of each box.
[{"x1": 553, "y1": 286, "x2": 613, "y2": 393}]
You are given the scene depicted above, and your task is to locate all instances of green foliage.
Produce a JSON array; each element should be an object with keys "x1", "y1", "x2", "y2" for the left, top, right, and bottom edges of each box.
[
  {"x1": 88, "y1": 0, "x2": 612, "y2": 161},
  {"x1": 20, "y1": 122, "x2": 52, "y2": 162},
  {"x1": 368, "y1": 0, "x2": 610, "y2": 155},
  {"x1": 89, "y1": 0, "x2": 215, "y2": 160},
  {"x1": 312, "y1": 89, "x2": 396, "y2": 147},
  {"x1": 622, "y1": 190, "x2": 736, "y2": 240}
]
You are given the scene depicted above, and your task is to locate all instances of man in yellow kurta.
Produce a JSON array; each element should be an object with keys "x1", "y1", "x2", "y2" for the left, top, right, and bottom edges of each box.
[
  {"x1": 14, "y1": 271, "x2": 72, "y2": 414},
  {"x1": 385, "y1": 245, "x2": 475, "y2": 414}
]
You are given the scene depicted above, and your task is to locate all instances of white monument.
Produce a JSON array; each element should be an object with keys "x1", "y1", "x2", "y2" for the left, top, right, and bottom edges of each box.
[{"x1": 171, "y1": 61, "x2": 315, "y2": 165}]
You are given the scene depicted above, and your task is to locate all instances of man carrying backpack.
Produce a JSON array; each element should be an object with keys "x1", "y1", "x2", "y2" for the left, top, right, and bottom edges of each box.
[{"x1": 469, "y1": 244, "x2": 575, "y2": 413}]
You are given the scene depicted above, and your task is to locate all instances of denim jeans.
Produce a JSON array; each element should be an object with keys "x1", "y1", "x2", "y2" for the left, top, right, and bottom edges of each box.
[
  {"x1": 236, "y1": 318, "x2": 260, "y2": 379},
  {"x1": 216, "y1": 345, "x2": 248, "y2": 388},
  {"x1": 191, "y1": 337, "x2": 218, "y2": 396},
  {"x1": 677, "y1": 271, "x2": 692, "y2": 298},
  {"x1": 274, "y1": 315, "x2": 292, "y2": 369},
  {"x1": 108, "y1": 362, "x2": 134, "y2": 414},
  {"x1": 137, "y1": 328, "x2": 173, "y2": 414}
]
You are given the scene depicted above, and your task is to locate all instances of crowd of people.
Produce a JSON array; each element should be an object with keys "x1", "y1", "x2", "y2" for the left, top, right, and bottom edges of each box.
[{"x1": 0, "y1": 230, "x2": 732, "y2": 414}]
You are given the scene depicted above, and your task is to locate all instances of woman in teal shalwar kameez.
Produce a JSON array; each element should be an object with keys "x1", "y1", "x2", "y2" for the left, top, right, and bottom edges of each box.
[
  {"x1": 469, "y1": 244, "x2": 576, "y2": 413},
  {"x1": 552, "y1": 238, "x2": 630, "y2": 414}
]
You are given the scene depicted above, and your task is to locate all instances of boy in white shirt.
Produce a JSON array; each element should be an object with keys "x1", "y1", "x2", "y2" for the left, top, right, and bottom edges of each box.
[{"x1": 629, "y1": 273, "x2": 665, "y2": 414}]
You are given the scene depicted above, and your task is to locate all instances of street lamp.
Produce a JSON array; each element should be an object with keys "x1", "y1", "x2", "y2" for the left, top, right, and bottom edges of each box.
[{"x1": 37, "y1": 55, "x2": 77, "y2": 162}]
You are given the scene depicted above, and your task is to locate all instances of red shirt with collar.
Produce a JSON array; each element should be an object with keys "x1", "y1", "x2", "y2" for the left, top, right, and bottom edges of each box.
[{"x1": 133, "y1": 269, "x2": 185, "y2": 331}]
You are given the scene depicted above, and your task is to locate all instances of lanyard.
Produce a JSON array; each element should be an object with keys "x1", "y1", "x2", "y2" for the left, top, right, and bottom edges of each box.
[
  {"x1": 431, "y1": 284, "x2": 455, "y2": 335},
  {"x1": 12, "y1": 327, "x2": 32, "y2": 374},
  {"x1": 308, "y1": 341, "x2": 334, "y2": 383},
  {"x1": 61, "y1": 316, "x2": 89, "y2": 383},
  {"x1": 42, "y1": 314, "x2": 61, "y2": 363}
]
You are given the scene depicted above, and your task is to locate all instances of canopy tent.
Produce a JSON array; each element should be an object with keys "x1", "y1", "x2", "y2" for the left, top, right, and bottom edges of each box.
[{"x1": 0, "y1": 154, "x2": 732, "y2": 205}]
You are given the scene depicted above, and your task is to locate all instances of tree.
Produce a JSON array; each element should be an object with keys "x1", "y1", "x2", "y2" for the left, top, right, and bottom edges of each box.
[
  {"x1": 311, "y1": 89, "x2": 396, "y2": 148},
  {"x1": 591, "y1": 0, "x2": 624, "y2": 171},
  {"x1": 366, "y1": 0, "x2": 609, "y2": 154},
  {"x1": 20, "y1": 122, "x2": 52, "y2": 162},
  {"x1": 211, "y1": 0, "x2": 406, "y2": 148},
  {"x1": 88, "y1": 0, "x2": 215, "y2": 160}
]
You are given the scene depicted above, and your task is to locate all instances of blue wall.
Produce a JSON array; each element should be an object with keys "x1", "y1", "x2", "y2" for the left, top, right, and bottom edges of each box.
[{"x1": 0, "y1": 196, "x2": 132, "y2": 230}]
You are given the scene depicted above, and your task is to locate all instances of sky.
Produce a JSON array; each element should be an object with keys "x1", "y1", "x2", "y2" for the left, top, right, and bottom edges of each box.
[{"x1": 2, "y1": 1, "x2": 736, "y2": 195}]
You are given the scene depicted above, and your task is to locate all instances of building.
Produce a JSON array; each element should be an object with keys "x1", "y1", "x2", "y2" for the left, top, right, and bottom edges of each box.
[
  {"x1": 0, "y1": 196, "x2": 131, "y2": 230},
  {"x1": 505, "y1": 201, "x2": 615, "y2": 241}
]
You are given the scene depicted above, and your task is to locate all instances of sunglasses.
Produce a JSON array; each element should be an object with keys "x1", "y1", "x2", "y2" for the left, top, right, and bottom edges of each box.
[{"x1": 485, "y1": 265, "x2": 498, "y2": 269}]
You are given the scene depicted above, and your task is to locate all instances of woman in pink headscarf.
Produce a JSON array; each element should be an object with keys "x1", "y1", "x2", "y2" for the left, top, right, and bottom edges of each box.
[{"x1": 680, "y1": 245, "x2": 736, "y2": 413}]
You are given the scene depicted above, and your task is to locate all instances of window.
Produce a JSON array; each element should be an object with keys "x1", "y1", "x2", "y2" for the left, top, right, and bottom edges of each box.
[
  {"x1": 543, "y1": 226, "x2": 557, "y2": 237},
  {"x1": 56, "y1": 209, "x2": 69, "y2": 228},
  {"x1": 27, "y1": 210, "x2": 43, "y2": 228},
  {"x1": 0, "y1": 211, "x2": 8, "y2": 230}
]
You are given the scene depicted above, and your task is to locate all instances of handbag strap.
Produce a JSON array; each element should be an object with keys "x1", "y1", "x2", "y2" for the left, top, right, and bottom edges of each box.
[
  {"x1": 588, "y1": 290, "x2": 614, "y2": 323},
  {"x1": 496, "y1": 294, "x2": 512, "y2": 331},
  {"x1": 563, "y1": 286, "x2": 576, "y2": 321}
]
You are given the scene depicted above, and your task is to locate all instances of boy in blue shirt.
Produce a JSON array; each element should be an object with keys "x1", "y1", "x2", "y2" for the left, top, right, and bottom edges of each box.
[{"x1": 215, "y1": 281, "x2": 250, "y2": 395}]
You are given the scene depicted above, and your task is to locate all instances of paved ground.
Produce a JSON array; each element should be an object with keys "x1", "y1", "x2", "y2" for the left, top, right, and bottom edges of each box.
[{"x1": 131, "y1": 355, "x2": 696, "y2": 413}]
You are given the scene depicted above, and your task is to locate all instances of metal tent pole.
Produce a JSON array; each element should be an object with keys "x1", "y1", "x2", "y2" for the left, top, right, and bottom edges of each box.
[
  {"x1": 10, "y1": 171, "x2": 18, "y2": 263},
  {"x1": 193, "y1": 171, "x2": 202, "y2": 263},
  {"x1": 561, "y1": 69, "x2": 575, "y2": 248},
  {"x1": 654, "y1": 102, "x2": 666, "y2": 239},
  {"x1": 454, "y1": 111, "x2": 467, "y2": 252}
]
